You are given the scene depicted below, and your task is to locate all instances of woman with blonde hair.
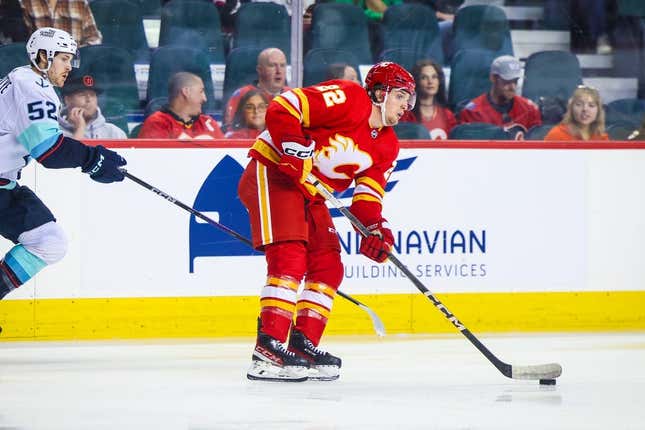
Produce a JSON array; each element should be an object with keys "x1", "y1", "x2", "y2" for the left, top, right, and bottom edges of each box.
[{"x1": 544, "y1": 86, "x2": 608, "y2": 141}]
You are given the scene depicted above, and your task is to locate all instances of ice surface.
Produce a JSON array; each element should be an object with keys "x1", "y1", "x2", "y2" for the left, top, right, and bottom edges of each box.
[{"x1": 1, "y1": 332, "x2": 643, "y2": 429}]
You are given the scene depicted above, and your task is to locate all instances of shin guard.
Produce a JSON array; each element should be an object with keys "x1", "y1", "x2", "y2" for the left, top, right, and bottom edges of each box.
[{"x1": 0, "y1": 245, "x2": 47, "y2": 299}]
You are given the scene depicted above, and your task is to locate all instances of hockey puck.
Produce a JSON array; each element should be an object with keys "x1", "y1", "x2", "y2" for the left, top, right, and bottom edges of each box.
[{"x1": 539, "y1": 379, "x2": 556, "y2": 385}]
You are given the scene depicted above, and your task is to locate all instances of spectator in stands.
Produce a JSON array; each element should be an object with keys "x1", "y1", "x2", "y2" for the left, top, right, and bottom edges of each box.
[
  {"x1": 59, "y1": 71, "x2": 127, "y2": 139},
  {"x1": 223, "y1": 47, "x2": 290, "y2": 131},
  {"x1": 138, "y1": 72, "x2": 224, "y2": 139},
  {"x1": 18, "y1": 0, "x2": 102, "y2": 47},
  {"x1": 400, "y1": 59, "x2": 456, "y2": 139},
  {"x1": 326, "y1": 63, "x2": 360, "y2": 83},
  {"x1": 224, "y1": 89, "x2": 269, "y2": 139},
  {"x1": 544, "y1": 86, "x2": 608, "y2": 141},
  {"x1": 459, "y1": 55, "x2": 542, "y2": 140}
]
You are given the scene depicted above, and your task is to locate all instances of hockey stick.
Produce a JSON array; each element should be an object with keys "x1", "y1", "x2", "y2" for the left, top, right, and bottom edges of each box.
[
  {"x1": 306, "y1": 173, "x2": 562, "y2": 381},
  {"x1": 120, "y1": 169, "x2": 386, "y2": 337}
]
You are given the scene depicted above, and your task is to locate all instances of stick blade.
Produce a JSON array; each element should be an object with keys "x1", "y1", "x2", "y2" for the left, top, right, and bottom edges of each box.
[
  {"x1": 511, "y1": 363, "x2": 562, "y2": 380},
  {"x1": 360, "y1": 304, "x2": 386, "y2": 337}
]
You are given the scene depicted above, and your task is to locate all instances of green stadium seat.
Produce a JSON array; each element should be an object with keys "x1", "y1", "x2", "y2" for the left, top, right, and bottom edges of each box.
[
  {"x1": 0, "y1": 43, "x2": 27, "y2": 77},
  {"x1": 233, "y1": 3, "x2": 291, "y2": 57},
  {"x1": 605, "y1": 98, "x2": 645, "y2": 128},
  {"x1": 453, "y1": 5, "x2": 513, "y2": 57},
  {"x1": 449, "y1": 123, "x2": 511, "y2": 140},
  {"x1": 310, "y1": 3, "x2": 373, "y2": 65},
  {"x1": 525, "y1": 124, "x2": 554, "y2": 140},
  {"x1": 380, "y1": 3, "x2": 443, "y2": 66},
  {"x1": 77, "y1": 45, "x2": 141, "y2": 112},
  {"x1": 303, "y1": 48, "x2": 359, "y2": 86},
  {"x1": 147, "y1": 46, "x2": 217, "y2": 111},
  {"x1": 393, "y1": 122, "x2": 432, "y2": 139},
  {"x1": 159, "y1": 0, "x2": 225, "y2": 64},
  {"x1": 522, "y1": 50, "x2": 582, "y2": 105},
  {"x1": 222, "y1": 47, "x2": 263, "y2": 106},
  {"x1": 448, "y1": 48, "x2": 497, "y2": 111},
  {"x1": 89, "y1": 0, "x2": 150, "y2": 62}
]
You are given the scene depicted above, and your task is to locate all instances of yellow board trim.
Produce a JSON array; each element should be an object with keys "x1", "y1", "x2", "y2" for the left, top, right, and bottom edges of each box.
[{"x1": 1, "y1": 291, "x2": 644, "y2": 341}]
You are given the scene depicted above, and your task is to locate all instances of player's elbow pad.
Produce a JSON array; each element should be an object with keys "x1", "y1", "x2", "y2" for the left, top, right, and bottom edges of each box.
[{"x1": 37, "y1": 135, "x2": 93, "y2": 170}]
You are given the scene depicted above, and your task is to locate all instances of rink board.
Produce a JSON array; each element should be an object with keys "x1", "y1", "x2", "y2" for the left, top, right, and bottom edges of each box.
[{"x1": 1, "y1": 140, "x2": 645, "y2": 340}]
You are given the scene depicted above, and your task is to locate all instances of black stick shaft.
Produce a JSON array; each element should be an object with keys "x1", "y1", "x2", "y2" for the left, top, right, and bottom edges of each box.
[{"x1": 306, "y1": 175, "x2": 518, "y2": 377}]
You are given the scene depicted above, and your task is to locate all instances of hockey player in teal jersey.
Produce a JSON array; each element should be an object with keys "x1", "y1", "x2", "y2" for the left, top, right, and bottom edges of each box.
[{"x1": 0, "y1": 27, "x2": 127, "y2": 302}]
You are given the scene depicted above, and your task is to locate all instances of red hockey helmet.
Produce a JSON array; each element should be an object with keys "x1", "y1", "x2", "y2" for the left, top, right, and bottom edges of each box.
[{"x1": 365, "y1": 62, "x2": 416, "y2": 109}]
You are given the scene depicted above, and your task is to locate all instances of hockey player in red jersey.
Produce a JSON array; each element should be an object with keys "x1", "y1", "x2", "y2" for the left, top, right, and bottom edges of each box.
[{"x1": 238, "y1": 62, "x2": 415, "y2": 381}]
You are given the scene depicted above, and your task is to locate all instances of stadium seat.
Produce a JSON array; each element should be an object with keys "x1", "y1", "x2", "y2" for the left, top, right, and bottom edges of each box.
[
  {"x1": 448, "y1": 123, "x2": 510, "y2": 140},
  {"x1": 0, "y1": 43, "x2": 27, "y2": 77},
  {"x1": 448, "y1": 48, "x2": 497, "y2": 111},
  {"x1": 137, "y1": 0, "x2": 161, "y2": 16},
  {"x1": 77, "y1": 45, "x2": 141, "y2": 111},
  {"x1": 605, "y1": 98, "x2": 645, "y2": 128},
  {"x1": 100, "y1": 96, "x2": 130, "y2": 135},
  {"x1": 525, "y1": 124, "x2": 554, "y2": 140},
  {"x1": 380, "y1": 3, "x2": 443, "y2": 66},
  {"x1": 378, "y1": 49, "x2": 419, "y2": 75},
  {"x1": 303, "y1": 48, "x2": 360, "y2": 86},
  {"x1": 522, "y1": 51, "x2": 582, "y2": 105},
  {"x1": 233, "y1": 2, "x2": 291, "y2": 57},
  {"x1": 147, "y1": 46, "x2": 217, "y2": 111},
  {"x1": 89, "y1": 0, "x2": 150, "y2": 62},
  {"x1": 393, "y1": 122, "x2": 432, "y2": 139},
  {"x1": 158, "y1": 0, "x2": 225, "y2": 64},
  {"x1": 606, "y1": 120, "x2": 638, "y2": 140},
  {"x1": 618, "y1": 0, "x2": 645, "y2": 16},
  {"x1": 310, "y1": 3, "x2": 373, "y2": 65},
  {"x1": 452, "y1": 4, "x2": 513, "y2": 57},
  {"x1": 222, "y1": 47, "x2": 264, "y2": 107}
]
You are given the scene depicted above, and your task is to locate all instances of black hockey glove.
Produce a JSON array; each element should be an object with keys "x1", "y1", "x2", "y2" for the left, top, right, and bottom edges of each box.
[{"x1": 82, "y1": 145, "x2": 127, "y2": 183}]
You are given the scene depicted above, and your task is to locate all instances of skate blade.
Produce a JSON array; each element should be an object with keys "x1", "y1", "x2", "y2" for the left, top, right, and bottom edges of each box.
[
  {"x1": 307, "y1": 366, "x2": 340, "y2": 381},
  {"x1": 247, "y1": 361, "x2": 308, "y2": 382}
]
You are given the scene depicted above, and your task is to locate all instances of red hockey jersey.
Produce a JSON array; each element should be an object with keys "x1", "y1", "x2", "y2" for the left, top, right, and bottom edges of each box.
[
  {"x1": 248, "y1": 80, "x2": 399, "y2": 225},
  {"x1": 459, "y1": 93, "x2": 541, "y2": 140},
  {"x1": 138, "y1": 110, "x2": 224, "y2": 139}
]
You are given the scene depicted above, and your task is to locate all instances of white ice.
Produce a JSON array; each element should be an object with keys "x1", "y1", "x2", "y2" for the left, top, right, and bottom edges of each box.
[{"x1": 1, "y1": 332, "x2": 644, "y2": 430}]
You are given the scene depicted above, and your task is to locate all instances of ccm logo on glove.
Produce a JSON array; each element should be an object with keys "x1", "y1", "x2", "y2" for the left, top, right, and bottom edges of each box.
[{"x1": 282, "y1": 141, "x2": 315, "y2": 159}]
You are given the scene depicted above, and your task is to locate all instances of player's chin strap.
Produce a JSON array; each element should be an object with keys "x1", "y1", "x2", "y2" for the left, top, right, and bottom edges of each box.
[
  {"x1": 305, "y1": 172, "x2": 563, "y2": 382},
  {"x1": 119, "y1": 168, "x2": 386, "y2": 337}
]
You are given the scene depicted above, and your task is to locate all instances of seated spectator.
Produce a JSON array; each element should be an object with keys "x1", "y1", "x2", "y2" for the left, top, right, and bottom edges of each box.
[
  {"x1": 364, "y1": 0, "x2": 402, "y2": 21},
  {"x1": 138, "y1": 72, "x2": 224, "y2": 139},
  {"x1": 400, "y1": 59, "x2": 456, "y2": 139},
  {"x1": 223, "y1": 47, "x2": 290, "y2": 130},
  {"x1": 544, "y1": 86, "x2": 608, "y2": 141},
  {"x1": 326, "y1": 62, "x2": 360, "y2": 83},
  {"x1": 224, "y1": 89, "x2": 269, "y2": 139},
  {"x1": 19, "y1": 0, "x2": 102, "y2": 47},
  {"x1": 459, "y1": 55, "x2": 542, "y2": 140},
  {"x1": 59, "y1": 71, "x2": 127, "y2": 139}
]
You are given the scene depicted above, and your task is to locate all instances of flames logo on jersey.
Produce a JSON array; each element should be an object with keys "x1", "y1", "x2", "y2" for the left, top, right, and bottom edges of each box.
[{"x1": 314, "y1": 133, "x2": 373, "y2": 180}]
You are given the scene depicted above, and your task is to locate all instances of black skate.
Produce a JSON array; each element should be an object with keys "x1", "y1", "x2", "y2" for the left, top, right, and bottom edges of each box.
[
  {"x1": 247, "y1": 332, "x2": 310, "y2": 382},
  {"x1": 288, "y1": 329, "x2": 341, "y2": 381}
]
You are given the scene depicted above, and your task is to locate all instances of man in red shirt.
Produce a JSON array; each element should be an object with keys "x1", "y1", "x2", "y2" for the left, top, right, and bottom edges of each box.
[
  {"x1": 459, "y1": 55, "x2": 541, "y2": 140},
  {"x1": 238, "y1": 62, "x2": 416, "y2": 382},
  {"x1": 138, "y1": 72, "x2": 224, "y2": 139},
  {"x1": 223, "y1": 47, "x2": 290, "y2": 131}
]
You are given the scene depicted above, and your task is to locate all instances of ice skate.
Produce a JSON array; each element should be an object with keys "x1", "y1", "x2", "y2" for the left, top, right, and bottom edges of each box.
[
  {"x1": 247, "y1": 333, "x2": 310, "y2": 382},
  {"x1": 288, "y1": 329, "x2": 341, "y2": 381}
]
